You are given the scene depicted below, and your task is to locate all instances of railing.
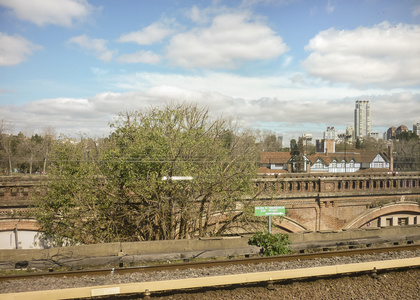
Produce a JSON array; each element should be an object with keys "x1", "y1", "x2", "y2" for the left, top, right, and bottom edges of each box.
[
  {"x1": 255, "y1": 172, "x2": 420, "y2": 195},
  {"x1": 1, "y1": 173, "x2": 420, "y2": 201}
]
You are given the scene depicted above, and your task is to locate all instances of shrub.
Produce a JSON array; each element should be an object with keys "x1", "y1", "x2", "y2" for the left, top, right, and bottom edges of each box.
[{"x1": 248, "y1": 231, "x2": 292, "y2": 256}]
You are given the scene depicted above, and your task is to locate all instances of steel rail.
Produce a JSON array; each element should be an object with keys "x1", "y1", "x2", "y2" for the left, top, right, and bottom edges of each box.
[
  {"x1": 1, "y1": 257, "x2": 419, "y2": 300},
  {"x1": 0, "y1": 243, "x2": 419, "y2": 282}
]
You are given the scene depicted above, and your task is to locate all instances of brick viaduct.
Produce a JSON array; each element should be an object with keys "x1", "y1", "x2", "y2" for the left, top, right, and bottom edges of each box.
[
  {"x1": 1, "y1": 173, "x2": 420, "y2": 235},
  {"x1": 254, "y1": 172, "x2": 420, "y2": 233}
]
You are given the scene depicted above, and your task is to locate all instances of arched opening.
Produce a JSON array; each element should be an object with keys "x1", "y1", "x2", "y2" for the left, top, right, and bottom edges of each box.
[{"x1": 344, "y1": 203, "x2": 420, "y2": 229}]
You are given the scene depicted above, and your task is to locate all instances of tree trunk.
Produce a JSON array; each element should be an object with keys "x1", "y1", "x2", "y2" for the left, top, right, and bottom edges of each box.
[{"x1": 8, "y1": 155, "x2": 12, "y2": 175}]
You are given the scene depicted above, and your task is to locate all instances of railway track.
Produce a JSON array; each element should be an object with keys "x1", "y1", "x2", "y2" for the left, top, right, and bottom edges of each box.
[
  {"x1": 1, "y1": 253, "x2": 419, "y2": 299},
  {"x1": 1, "y1": 243, "x2": 419, "y2": 282}
]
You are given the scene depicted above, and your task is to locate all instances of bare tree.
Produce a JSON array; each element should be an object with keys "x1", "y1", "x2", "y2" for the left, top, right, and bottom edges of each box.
[
  {"x1": 40, "y1": 127, "x2": 57, "y2": 174},
  {"x1": 0, "y1": 120, "x2": 14, "y2": 174},
  {"x1": 18, "y1": 132, "x2": 44, "y2": 174}
]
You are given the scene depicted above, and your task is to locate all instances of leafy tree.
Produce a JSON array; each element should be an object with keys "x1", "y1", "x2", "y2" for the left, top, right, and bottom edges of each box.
[
  {"x1": 290, "y1": 139, "x2": 298, "y2": 156},
  {"x1": 294, "y1": 138, "x2": 306, "y2": 173},
  {"x1": 35, "y1": 103, "x2": 259, "y2": 244},
  {"x1": 396, "y1": 131, "x2": 419, "y2": 141},
  {"x1": 34, "y1": 137, "x2": 105, "y2": 245},
  {"x1": 355, "y1": 138, "x2": 362, "y2": 149},
  {"x1": 288, "y1": 138, "x2": 306, "y2": 173},
  {"x1": 248, "y1": 231, "x2": 291, "y2": 256}
]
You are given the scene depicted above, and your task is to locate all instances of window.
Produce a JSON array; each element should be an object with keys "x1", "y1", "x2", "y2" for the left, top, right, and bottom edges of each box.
[
  {"x1": 398, "y1": 218, "x2": 408, "y2": 226},
  {"x1": 312, "y1": 161, "x2": 324, "y2": 170}
]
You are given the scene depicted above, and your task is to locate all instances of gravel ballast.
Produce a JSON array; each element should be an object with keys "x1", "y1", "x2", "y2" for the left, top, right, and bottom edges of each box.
[{"x1": 1, "y1": 250, "x2": 419, "y2": 296}]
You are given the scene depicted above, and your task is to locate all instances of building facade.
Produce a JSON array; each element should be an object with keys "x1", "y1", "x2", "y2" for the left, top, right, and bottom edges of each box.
[
  {"x1": 413, "y1": 123, "x2": 420, "y2": 137},
  {"x1": 260, "y1": 149, "x2": 390, "y2": 175},
  {"x1": 346, "y1": 125, "x2": 355, "y2": 142},
  {"x1": 396, "y1": 125, "x2": 409, "y2": 136},
  {"x1": 386, "y1": 126, "x2": 396, "y2": 140},
  {"x1": 354, "y1": 100, "x2": 371, "y2": 139},
  {"x1": 323, "y1": 127, "x2": 337, "y2": 140}
]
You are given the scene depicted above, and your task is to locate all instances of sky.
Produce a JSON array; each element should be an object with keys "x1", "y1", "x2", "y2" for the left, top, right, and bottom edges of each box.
[{"x1": 1, "y1": 0, "x2": 420, "y2": 144}]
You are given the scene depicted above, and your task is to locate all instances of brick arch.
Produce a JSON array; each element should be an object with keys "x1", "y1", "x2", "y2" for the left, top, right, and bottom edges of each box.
[
  {"x1": 344, "y1": 203, "x2": 420, "y2": 229},
  {"x1": 272, "y1": 217, "x2": 307, "y2": 233}
]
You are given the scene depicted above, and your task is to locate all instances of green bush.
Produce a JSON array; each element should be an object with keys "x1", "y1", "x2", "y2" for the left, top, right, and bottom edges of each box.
[{"x1": 248, "y1": 231, "x2": 292, "y2": 256}]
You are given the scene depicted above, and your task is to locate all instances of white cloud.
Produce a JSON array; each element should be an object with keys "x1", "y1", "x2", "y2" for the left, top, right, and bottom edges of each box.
[
  {"x1": 68, "y1": 34, "x2": 116, "y2": 62},
  {"x1": 188, "y1": 6, "x2": 208, "y2": 24},
  {"x1": 240, "y1": 0, "x2": 296, "y2": 7},
  {"x1": 118, "y1": 51, "x2": 162, "y2": 64},
  {"x1": 2, "y1": 89, "x2": 419, "y2": 143},
  {"x1": 0, "y1": 88, "x2": 16, "y2": 94},
  {"x1": 112, "y1": 71, "x2": 375, "y2": 101},
  {"x1": 185, "y1": 5, "x2": 230, "y2": 25},
  {"x1": 0, "y1": 0, "x2": 94, "y2": 27},
  {"x1": 91, "y1": 67, "x2": 109, "y2": 77},
  {"x1": 0, "y1": 98, "x2": 108, "y2": 137},
  {"x1": 326, "y1": 0, "x2": 335, "y2": 14},
  {"x1": 117, "y1": 20, "x2": 175, "y2": 45},
  {"x1": 25, "y1": 97, "x2": 94, "y2": 116},
  {"x1": 166, "y1": 12, "x2": 289, "y2": 69},
  {"x1": 413, "y1": 5, "x2": 420, "y2": 16},
  {"x1": 368, "y1": 93, "x2": 420, "y2": 127},
  {"x1": 0, "y1": 32, "x2": 42, "y2": 66},
  {"x1": 302, "y1": 22, "x2": 420, "y2": 88},
  {"x1": 282, "y1": 55, "x2": 293, "y2": 68}
]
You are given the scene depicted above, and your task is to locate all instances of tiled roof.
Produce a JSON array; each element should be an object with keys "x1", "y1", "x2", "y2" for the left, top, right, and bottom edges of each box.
[
  {"x1": 258, "y1": 167, "x2": 288, "y2": 174},
  {"x1": 307, "y1": 150, "x2": 389, "y2": 165},
  {"x1": 261, "y1": 150, "x2": 389, "y2": 167},
  {"x1": 260, "y1": 152, "x2": 292, "y2": 164}
]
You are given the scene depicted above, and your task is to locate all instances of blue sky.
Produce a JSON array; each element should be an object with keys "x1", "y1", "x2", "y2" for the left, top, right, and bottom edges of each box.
[{"x1": 1, "y1": 0, "x2": 419, "y2": 143}]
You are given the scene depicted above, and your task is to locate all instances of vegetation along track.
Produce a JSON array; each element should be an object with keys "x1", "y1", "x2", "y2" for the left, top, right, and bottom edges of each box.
[{"x1": 0, "y1": 244, "x2": 419, "y2": 283}]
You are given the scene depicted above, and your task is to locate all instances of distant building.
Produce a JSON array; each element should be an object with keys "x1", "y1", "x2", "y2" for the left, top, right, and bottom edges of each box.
[
  {"x1": 396, "y1": 125, "x2": 409, "y2": 137},
  {"x1": 316, "y1": 139, "x2": 335, "y2": 154},
  {"x1": 278, "y1": 136, "x2": 283, "y2": 148},
  {"x1": 386, "y1": 126, "x2": 396, "y2": 140},
  {"x1": 323, "y1": 127, "x2": 337, "y2": 140},
  {"x1": 346, "y1": 125, "x2": 355, "y2": 142},
  {"x1": 354, "y1": 100, "x2": 372, "y2": 139},
  {"x1": 302, "y1": 133, "x2": 313, "y2": 140},
  {"x1": 369, "y1": 132, "x2": 379, "y2": 140},
  {"x1": 413, "y1": 123, "x2": 420, "y2": 137}
]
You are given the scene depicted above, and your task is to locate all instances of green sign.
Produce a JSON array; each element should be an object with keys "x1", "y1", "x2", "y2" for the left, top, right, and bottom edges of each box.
[{"x1": 254, "y1": 206, "x2": 285, "y2": 216}]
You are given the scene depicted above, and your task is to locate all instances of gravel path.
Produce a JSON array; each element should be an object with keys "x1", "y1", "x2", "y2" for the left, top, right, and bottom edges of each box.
[{"x1": 1, "y1": 250, "x2": 419, "y2": 296}]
